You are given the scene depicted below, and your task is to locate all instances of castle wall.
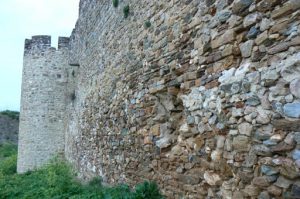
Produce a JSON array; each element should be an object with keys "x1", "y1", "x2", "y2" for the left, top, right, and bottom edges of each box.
[
  {"x1": 19, "y1": 0, "x2": 300, "y2": 198},
  {"x1": 17, "y1": 36, "x2": 70, "y2": 173},
  {"x1": 64, "y1": 0, "x2": 300, "y2": 197}
]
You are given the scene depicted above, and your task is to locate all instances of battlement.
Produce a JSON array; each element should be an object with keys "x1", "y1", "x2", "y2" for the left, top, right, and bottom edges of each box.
[
  {"x1": 24, "y1": 35, "x2": 70, "y2": 55},
  {"x1": 58, "y1": 37, "x2": 70, "y2": 49}
]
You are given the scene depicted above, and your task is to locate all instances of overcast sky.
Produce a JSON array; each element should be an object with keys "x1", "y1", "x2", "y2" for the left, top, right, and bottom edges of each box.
[{"x1": 0, "y1": 0, "x2": 79, "y2": 111}]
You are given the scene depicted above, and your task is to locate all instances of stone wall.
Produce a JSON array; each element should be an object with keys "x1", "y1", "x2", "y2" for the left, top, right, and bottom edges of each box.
[
  {"x1": 19, "y1": 0, "x2": 300, "y2": 198},
  {"x1": 0, "y1": 114, "x2": 19, "y2": 144}
]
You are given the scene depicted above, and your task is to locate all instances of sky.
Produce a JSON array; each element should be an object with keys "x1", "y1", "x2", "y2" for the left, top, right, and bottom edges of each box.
[{"x1": 0, "y1": 0, "x2": 79, "y2": 111}]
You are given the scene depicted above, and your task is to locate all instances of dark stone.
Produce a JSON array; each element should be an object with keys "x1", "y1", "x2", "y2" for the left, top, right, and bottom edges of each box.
[
  {"x1": 272, "y1": 119, "x2": 300, "y2": 132},
  {"x1": 232, "y1": 0, "x2": 253, "y2": 15},
  {"x1": 247, "y1": 27, "x2": 260, "y2": 39},
  {"x1": 261, "y1": 165, "x2": 279, "y2": 176},
  {"x1": 217, "y1": 10, "x2": 232, "y2": 23},
  {"x1": 292, "y1": 184, "x2": 300, "y2": 198},
  {"x1": 252, "y1": 51, "x2": 266, "y2": 62},
  {"x1": 257, "y1": 0, "x2": 281, "y2": 12},
  {"x1": 271, "y1": 141, "x2": 295, "y2": 153},
  {"x1": 246, "y1": 95, "x2": 261, "y2": 106}
]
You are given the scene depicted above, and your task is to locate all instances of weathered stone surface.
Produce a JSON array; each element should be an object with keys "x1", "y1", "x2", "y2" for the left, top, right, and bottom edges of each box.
[
  {"x1": 244, "y1": 13, "x2": 261, "y2": 28},
  {"x1": 243, "y1": 185, "x2": 260, "y2": 196},
  {"x1": 177, "y1": 174, "x2": 200, "y2": 185},
  {"x1": 267, "y1": 185, "x2": 282, "y2": 196},
  {"x1": 255, "y1": 31, "x2": 268, "y2": 45},
  {"x1": 238, "y1": 122, "x2": 253, "y2": 136},
  {"x1": 232, "y1": 0, "x2": 253, "y2": 15},
  {"x1": 271, "y1": 0, "x2": 300, "y2": 19},
  {"x1": 280, "y1": 164, "x2": 300, "y2": 179},
  {"x1": 272, "y1": 119, "x2": 300, "y2": 131},
  {"x1": 252, "y1": 176, "x2": 274, "y2": 187},
  {"x1": 257, "y1": 0, "x2": 280, "y2": 12},
  {"x1": 255, "y1": 125, "x2": 273, "y2": 141},
  {"x1": 217, "y1": 10, "x2": 232, "y2": 23},
  {"x1": 239, "y1": 40, "x2": 254, "y2": 58},
  {"x1": 253, "y1": 144, "x2": 272, "y2": 156},
  {"x1": 271, "y1": 141, "x2": 295, "y2": 152},
  {"x1": 204, "y1": 171, "x2": 221, "y2": 186},
  {"x1": 247, "y1": 26, "x2": 259, "y2": 39},
  {"x1": 292, "y1": 183, "x2": 300, "y2": 198},
  {"x1": 258, "y1": 191, "x2": 270, "y2": 199},
  {"x1": 275, "y1": 176, "x2": 293, "y2": 189},
  {"x1": 290, "y1": 78, "x2": 300, "y2": 98},
  {"x1": 260, "y1": 18, "x2": 271, "y2": 31},
  {"x1": 156, "y1": 136, "x2": 172, "y2": 149},
  {"x1": 211, "y1": 30, "x2": 235, "y2": 49},
  {"x1": 261, "y1": 165, "x2": 279, "y2": 176},
  {"x1": 295, "y1": 132, "x2": 300, "y2": 144},
  {"x1": 280, "y1": 53, "x2": 300, "y2": 82},
  {"x1": 292, "y1": 149, "x2": 300, "y2": 161},
  {"x1": 283, "y1": 103, "x2": 300, "y2": 118},
  {"x1": 233, "y1": 135, "x2": 250, "y2": 151}
]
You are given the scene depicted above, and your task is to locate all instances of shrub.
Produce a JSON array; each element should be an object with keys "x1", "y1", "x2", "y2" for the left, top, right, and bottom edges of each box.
[
  {"x1": 0, "y1": 110, "x2": 19, "y2": 120},
  {"x1": 123, "y1": 5, "x2": 130, "y2": 18},
  {"x1": 112, "y1": 0, "x2": 119, "y2": 8},
  {"x1": 0, "y1": 143, "x2": 164, "y2": 199},
  {"x1": 134, "y1": 181, "x2": 164, "y2": 199},
  {"x1": 144, "y1": 21, "x2": 151, "y2": 29},
  {"x1": 0, "y1": 154, "x2": 17, "y2": 175},
  {"x1": 0, "y1": 143, "x2": 17, "y2": 159}
]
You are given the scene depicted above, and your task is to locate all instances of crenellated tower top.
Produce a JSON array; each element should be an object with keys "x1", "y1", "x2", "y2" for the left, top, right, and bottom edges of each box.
[{"x1": 24, "y1": 35, "x2": 70, "y2": 55}]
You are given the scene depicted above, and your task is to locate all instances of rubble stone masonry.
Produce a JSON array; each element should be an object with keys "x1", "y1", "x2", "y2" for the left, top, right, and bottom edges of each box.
[{"x1": 18, "y1": 0, "x2": 300, "y2": 198}]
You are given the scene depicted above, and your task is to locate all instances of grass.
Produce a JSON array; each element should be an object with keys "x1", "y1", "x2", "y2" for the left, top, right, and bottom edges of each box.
[
  {"x1": 112, "y1": 0, "x2": 119, "y2": 8},
  {"x1": 123, "y1": 5, "x2": 130, "y2": 18},
  {"x1": 0, "y1": 143, "x2": 164, "y2": 199},
  {"x1": 144, "y1": 21, "x2": 151, "y2": 29},
  {"x1": 0, "y1": 110, "x2": 19, "y2": 120}
]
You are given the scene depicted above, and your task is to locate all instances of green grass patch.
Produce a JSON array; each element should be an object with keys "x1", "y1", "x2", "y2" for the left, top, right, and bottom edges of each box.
[
  {"x1": 0, "y1": 143, "x2": 17, "y2": 159},
  {"x1": 0, "y1": 143, "x2": 164, "y2": 199}
]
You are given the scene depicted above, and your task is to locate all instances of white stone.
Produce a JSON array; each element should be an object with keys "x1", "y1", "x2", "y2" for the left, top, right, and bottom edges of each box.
[
  {"x1": 211, "y1": 150, "x2": 222, "y2": 161},
  {"x1": 238, "y1": 122, "x2": 253, "y2": 136},
  {"x1": 279, "y1": 52, "x2": 300, "y2": 82},
  {"x1": 218, "y1": 68, "x2": 236, "y2": 84},
  {"x1": 179, "y1": 123, "x2": 189, "y2": 133},
  {"x1": 204, "y1": 171, "x2": 222, "y2": 186}
]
